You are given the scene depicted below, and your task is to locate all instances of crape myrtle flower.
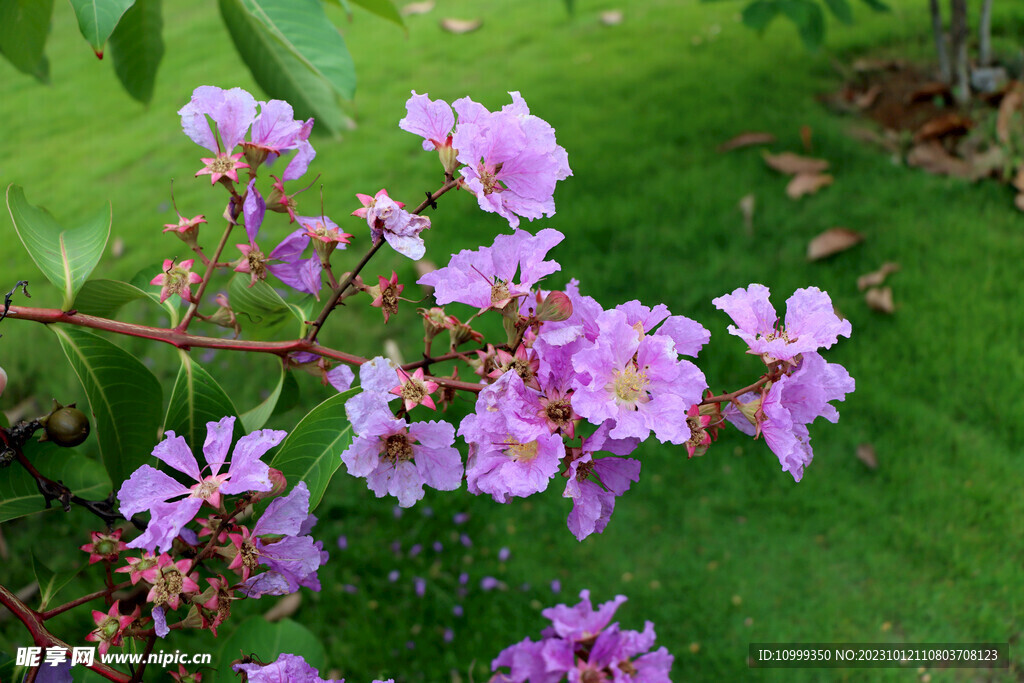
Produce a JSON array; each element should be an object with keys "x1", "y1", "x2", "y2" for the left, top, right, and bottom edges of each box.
[
  {"x1": 85, "y1": 601, "x2": 139, "y2": 655},
  {"x1": 179, "y1": 86, "x2": 314, "y2": 182},
  {"x1": 151, "y1": 259, "x2": 202, "y2": 304},
  {"x1": 390, "y1": 367, "x2": 439, "y2": 411},
  {"x1": 399, "y1": 90, "x2": 455, "y2": 152},
  {"x1": 563, "y1": 423, "x2": 641, "y2": 541},
  {"x1": 162, "y1": 212, "x2": 207, "y2": 248},
  {"x1": 712, "y1": 284, "x2": 851, "y2": 364},
  {"x1": 571, "y1": 308, "x2": 707, "y2": 445},
  {"x1": 234, "y1": 229, "x2": 323, "y2": 297},
  {"x1": 232, "y1": 482, "x2": 327, "y2": 597},
  {"x1": 117, "y1": 416, "x2": 285, "y2": 553},
  {"x1": 724, "y1": 352, "x2": 854, "y2": 482},
  {"x1": 233, "y1": 653, "x2": 343, "y2": 683},
  {"x1": 80, "y1": 528, "x2": 128, "y2": 564},
  {"x1": 459, "y1": 371, "x2": 564, "y2": 503},
  {"x1": 145, "y1": 553, "x2": 200, "y2": 611},
  {"x1": 340, "y1": 406, "x2": 463, "y2": 508},
  {"x1": 418, "y1": 228, "x2": 564, "y2": 312},
  {"x1": 300, "y1": 214, "x2": 352, "y2": 262},
  {"x1": 353, "y1": 188, "x2": 431, "y2": 260}
]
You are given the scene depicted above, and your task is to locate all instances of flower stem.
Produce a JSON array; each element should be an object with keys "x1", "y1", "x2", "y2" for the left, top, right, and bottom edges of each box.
[
  {"x1": 40, "y1": 581, "x2": 134, "y2": 620},
  {"x1": 176, "y1": 219, "x2": 235, "y2": 333}
]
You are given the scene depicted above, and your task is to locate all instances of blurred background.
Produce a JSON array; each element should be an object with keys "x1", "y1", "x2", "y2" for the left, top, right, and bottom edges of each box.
[{"x1": 1, "y1": 0, "x2": 1022, "y2": 680}]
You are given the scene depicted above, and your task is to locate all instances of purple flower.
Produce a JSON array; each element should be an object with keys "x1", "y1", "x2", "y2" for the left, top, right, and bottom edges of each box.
[
  {"x1": 118, "y1": 417, "x2": 284, "y2": 553},
  {"x1": 542, "y1": 589, "x2": 626, "y2": 643},
  {"x1": 234, "y1": 228, "x2": 324, "y2": 298},
  {"x1": 399, "y1": 91, "x2": 455, "y2": 151},
  {"x1": 418, "y1": 229, "x2": 564, "y2": 311},
  {"x1": 340, "y1": 415, "x2": 463, "y2": 507},
  {"x1": 353, "y1": 189, "x2": 431, "y2": 260},
  {"x1": 498, "y1": 547, "x2": 511, "y2": 562},
  {"x1": 712, "y1": 284, "x2": 851, "y2": 364},
  {"x1": 233, "y1": 652, "x2": 342, "y2": 683},
  {"x1": 571, "y1": 309, "x2": 707, "y2": 444},
  {"x1": 725, "y1": 352, "x2": 854, "y2": 481},
  {"x1": 237, "y1": 482, "x2": 327, "y2": 597},
  {"x1": 616, "y1": 300, "x2": 710, "y2": 358},
  {"x1": 336, "y1": 535, "x2": 348, "y2": 550},
  {"x1": 452, "y1": 92, "x2": 571, "y2": 229},
  {"x1": 453, "y1": 512, "x2": 469, "y2": 525},
  {"x1": 345, "y1": 356, "x2": 401, "y2": 435},
  {"x1": 459, "y1": 371, "x2": 564, "y2": 502},
  {"x1": 481, "y1": 576, "x2": 500, "y2": 591},
  {"x1": 414, "y1": 577, "x2": 426, "y2": 597},
  {"x1": 550, "y1": 579, "x2": 561, "y2": 593},
  {"x1": 564, "y1": 423, "x2": 641, "y2": 541},
  {"x1": 388, "y1": 570, "x2": 400, "y2": 582}
]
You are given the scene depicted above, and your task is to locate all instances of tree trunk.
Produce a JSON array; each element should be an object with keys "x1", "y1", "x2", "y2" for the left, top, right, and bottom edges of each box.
[
  {"x1": 950, "y1": 0, "x2": 970, "y2": 103},
  {"x1": 979, "y1": 0, "x2": 993, "y2": 66},
  {"x1": 930, "y1": 0, "x2": 951, "y2": 82}
]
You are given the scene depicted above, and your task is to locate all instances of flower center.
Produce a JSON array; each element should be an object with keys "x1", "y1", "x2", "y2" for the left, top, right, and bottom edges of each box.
[
  {"x1": 247, "y1": 248, "x2": 267, "y2": 277},
  {"x1": 99, "y1": 616, "x2": 120, "y2": 639},
  {"x1": 491, "y1": 280, "x2": 511, "y2": 305},
  {"x1": 400, "y1": 381, "x2": 426, "y2": 404},
  {"x1": 545, "y1": 399, "x2": 572, "y2": 426},
  {"x1": 240, "y1": 541, "x2": 260, "y2": 570},
  {"x1": 479, "y1": 165, "x2": 503, "y2": 195},
  {"x1": 210, "y1": 154, "x2": 237, "y2": 173},
  {"x1": 384, "y1": 433, "x2": 414, "y2": 462},
  {"x1": 611, "y1": 365, "x2": 649, "y2": 404},
  {"x1": 190, "y1": 476, "x2": 221, "y2": 501},
  {"x1": 574, "y1": 459, "x2": 595, "y2": 481},
  {"x1": 503, "y1": 436, "x2": 538, "y2": 462},
  {"x1": 153, "y1": 569, "x2": 184, "y2": 606}
]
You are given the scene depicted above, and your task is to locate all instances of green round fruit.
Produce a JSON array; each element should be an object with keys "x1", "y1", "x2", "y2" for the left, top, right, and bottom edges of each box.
[{"x1": 45, "y1": 406, "x2": 90, "y2": 447}]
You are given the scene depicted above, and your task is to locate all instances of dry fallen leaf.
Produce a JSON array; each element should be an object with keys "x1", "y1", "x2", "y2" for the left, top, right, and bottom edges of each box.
[
  {"x1": 786, "y1": 172, "x2": 833, "y2": 199},
  {"x1": 906, "y1": 142, "x2": 979, "y2": 180},
  {"x1": 800, "y1": 124, "x2": 813, "y2": 152},
  {"x1": 906, "y1": 81, "x2": 951, "y2": 104},
  {"x1": 600, "y1": 10, "x2": 623, "y2": 25},
  {"x1": 852, "y1": 57, "x2": 903, "y2": 73},
  {"x1": 856, "y1": 443, "x2": 878, "y2": 470},
  {"x1": 913, "y1": 113, "x2": 973, "y2": 143},
  {"x1": 865, "y1": 286, "x2": 895, "y2": 313},
  {"x1": 854, "y1": 85, "x2": 882, "y2": 110},
  {"x1": 264, "y1": 593, "x2": 302, "y2": 622},
  {"x1": 845, "y1": 125, "x2": 901, "y2": 154},
  {"x1": 1016, "y1": 194, "x2": 1024, "y2": 212},
  {"x1": 738, "y1": 193, "x2": 755, "y2": 234},
  {"x1": 1012, "y1": 165, "x2": 1024, "y2": 192},
  {"x1": 857, "y1": 261, "x2": 901, "y2": 290},
  {"x1": 401, "y1": 0, "x2": 435, "y2": 15},
  {"x1": 440, "y1": 17, "x2": 482, "y2": 33},
  {"x1": 111, "y1": 236, "x2": 125, "y2": 259},
  {"x1": 807, "y1": 227, "x2": 864, "y2": 261},
  {"x1": 996, "y1": 83, "x2": 1023, "y2": 145},
  {"x1": 763, "y1": 151, "x2": 829, "y2": 175},
  {"x1": 717, "y1": 132, "x2": 776, "y2": 153}
]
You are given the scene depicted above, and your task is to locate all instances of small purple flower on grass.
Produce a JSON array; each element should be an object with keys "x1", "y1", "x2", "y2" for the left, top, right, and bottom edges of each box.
[{"x1": 233, "y1": 653, "x2": 342, "y2": 683}]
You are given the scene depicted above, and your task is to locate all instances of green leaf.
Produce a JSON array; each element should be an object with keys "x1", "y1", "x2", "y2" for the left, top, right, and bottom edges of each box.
[
  {"x1": 823, "y1": 0, "x2": 853, "y2": 23},
  {"x1": 269, "y1": 388, "x2": 355, "y2": 511},
  {"x1": 241, "y1": 0, "x2": 356, "y2": 99},
  {"x1": 227, "y1": 274, "x2": 307, "y2": 339},
  {"x1": 68, "y1": 0, "x2": 136, "y2": 54},
  {"x1": 347, "y1": 0, "x2": 404, "y2": 28},
  {"x1": 74, "y1": 278, "x2": 176, "y2": 321},
  {"x1": 857, "y1": 0, "x2": 889, "y2": 11},
  {"x1": 31, "y1": 552, "x2": 84, "y2": 610},
  {"x1": 216, "y1": 617, "x2": 325, "y2": 680},
  {"x1": 108, "y1": 0, "x2": 163, "y2": 103},
  {"x1": 219, "y1": 0, "x2": 347, "y2": 135},
  {"x1": 7, "y1": 184, "x2": 112, "y2": 310},
  {"x1": 164, "y1": 351, "x2": 241, "y2": 454},
  {"x1": 52, "y1": 327, "x2": 163, "y2": 486},
  {"x1": 779, "y1": 0, "x2": 825, "y2": 50},
  {"x1": 239, "y1": 361, "x2": 297, "y2": 432},
  {"x1": 0, "y1": 442, "x2": 111, "y2": 523},
  {"x1": 0, "y1": 0, "x2": 54, "y2": 81},
  {"x1": 742, "y1": 0, "x2": 780, "y2": 31}
]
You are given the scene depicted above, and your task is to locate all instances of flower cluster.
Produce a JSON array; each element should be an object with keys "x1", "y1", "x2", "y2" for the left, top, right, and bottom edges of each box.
[
  {"x1": 400, "y1": 91, "x2": 572, "y2": 228},
  {"x1": 233, "y1": 652, "x2": 394, "y2": 683},
  {"x1": 491, "y1": 590, "x2": 672, "y2": 682}
]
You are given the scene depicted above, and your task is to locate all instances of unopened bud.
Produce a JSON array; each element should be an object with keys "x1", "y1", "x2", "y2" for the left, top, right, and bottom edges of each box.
[
  {"x1": 449, "y1": 322, "x2": 483, "y2": 348},
  {"x1": 438, "y1": 142, "x2": 459, "y2": 176},
  {"x1": 736, "y1": 397, "x2": 762, "y2": 427},
  {"x1": 536, "y1": 291, "x2": 573, "y2": 322},
  {"x1": 251, "y1": 468, "x2": 288, "y2": 502},
  {"x1": 241, "y1": 143, "x2": 270, "y2": 172},
  {"x1": 421, "y1": 307, "x2": 452, "y2": 341}
]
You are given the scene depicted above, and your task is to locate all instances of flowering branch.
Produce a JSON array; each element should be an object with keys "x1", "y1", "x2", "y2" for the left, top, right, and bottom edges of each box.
[
  {"x1": 176, "y1": 218, "x2": 235, "y2": 333},
  {"x1": 0, "y1": 584, "x2": 132, "y2": 683},
  {"x1": 305, "y1": 178, "x2": 458, "y2": 343},
  {"x1": 39, "y1": 581, "x2": 135, "y2": 621}
]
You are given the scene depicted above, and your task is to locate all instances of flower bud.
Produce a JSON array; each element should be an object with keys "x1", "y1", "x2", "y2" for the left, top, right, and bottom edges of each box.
[
  {"x1": 438, "y1": 141, "x2": 459, "y2": 177},
  {"x1": 420, "y1": 307, "x2": 453, "y2": 341},
  {"x1": 535, "y1": 291, "x2": 573, "y2": 322},
  {"x1": 241, "y1": 142, "x2": 270, "y2": 173},
  {"x1": 449, "y1": 321, "x2": 484, "y2": 348},
  {"x1": 250, "y1": 468, "x2": 288, "y2": 502},
  {"x1": 735, "y1": 396, "x2": 762, "y2": 428}
]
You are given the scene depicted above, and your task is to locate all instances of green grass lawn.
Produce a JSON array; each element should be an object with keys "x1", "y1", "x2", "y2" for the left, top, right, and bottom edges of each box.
[{"x1": 1, "y1": 0, "x2": 1022, "y2": 681}]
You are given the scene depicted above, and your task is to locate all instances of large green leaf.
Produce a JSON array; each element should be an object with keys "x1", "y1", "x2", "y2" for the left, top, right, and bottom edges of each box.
[
  {"x1": 0, "y1": 0, "x2": 53, "y2": 80},
  {"x1": 0, "y1": 442, "x2": 111, "y2": 523},
  {"x1": 7, "y1": 185, "x2": 111, "y2": 310},
  {"x1": 241, "y1": 0, "x2": 356, "y2": 99},
  {"x1": 227, "y1": 274, "x2": 307, "y2": 339},
  {"x1": 52, "y1": 327, "x2": 163, "y2": 486},
  {"x1": 219, "y1": 0, "x2": 346, "y2": 135},
  {"x1": 31, "y1": 552, "x2": 84, "y2": 611},
  {"x1": 74, "y1": 278, "x2": 176, "y2": 322},
  {"x1": 823, "y1": 0, "x2": 853, "y2": 24},
  {"x1": 347, "y1": 0, "x2": 404, "y2": 28},
  {"x1": 741, "y1": 0, "x2": 780, "y2": 30},
  {"x1": 779, "y1": 0, "x2": 825, "y2": 50},
  {"x1": 164, "y1": 350, "x2": 241, "y2": 454},
  {"x1": 68, "y1": 0, "x2": 135, "y2": 54},
  {"x1": 216, "y1": 617, "x2": 325, "y2": 680},
  {"x1": 269, "y1": 388, "x2": 355, "y2": 511},
  {"x1": 108, "y1": 0, "x2": 163, "y2": 103},
  {"x1": 239, "y1": 362, "x2": 298, "y2": 432}
]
